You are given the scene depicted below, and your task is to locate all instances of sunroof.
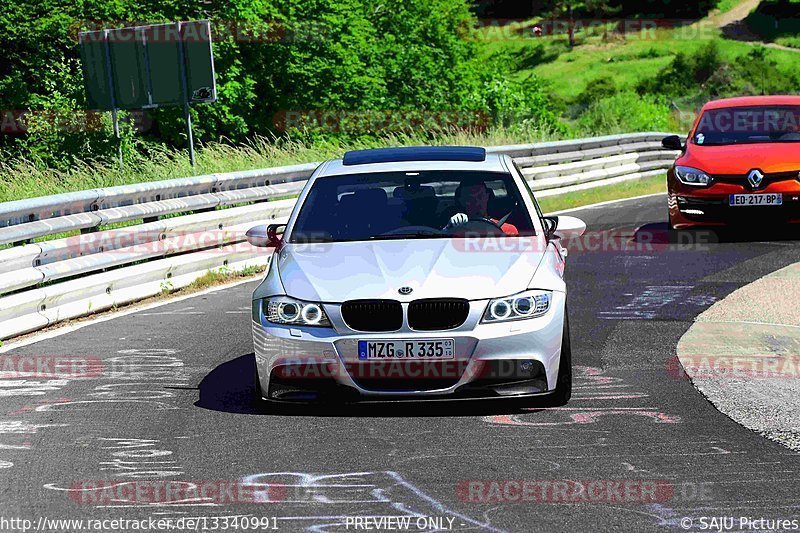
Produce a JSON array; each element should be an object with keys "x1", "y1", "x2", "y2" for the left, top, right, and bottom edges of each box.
[{"x1": 342, "y1": 146, "x2": 486, "y2": 166}]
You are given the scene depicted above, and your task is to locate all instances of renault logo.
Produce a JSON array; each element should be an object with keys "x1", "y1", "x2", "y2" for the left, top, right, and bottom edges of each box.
[
  {"x1": 747, "y1": 169, "x2": 764, "y2": 188},
  {"x1": 398, "y1": 286, "x2": 413, "y2": 295}
]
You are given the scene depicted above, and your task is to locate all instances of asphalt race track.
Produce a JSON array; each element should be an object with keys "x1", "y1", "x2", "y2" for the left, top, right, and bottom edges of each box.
[{"x1": 2, "y1": 194, "x2": 800, "y2": 532}]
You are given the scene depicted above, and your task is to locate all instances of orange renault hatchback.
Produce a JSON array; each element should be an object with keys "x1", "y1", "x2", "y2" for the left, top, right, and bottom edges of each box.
[{"x1": 663, "y1": 95, "x2": 800, "y2": 230}]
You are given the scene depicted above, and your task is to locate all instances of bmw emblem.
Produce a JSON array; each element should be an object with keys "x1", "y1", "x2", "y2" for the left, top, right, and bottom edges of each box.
[{"x1": 398, "y1": 286, "x2": 413, "y2": 295}]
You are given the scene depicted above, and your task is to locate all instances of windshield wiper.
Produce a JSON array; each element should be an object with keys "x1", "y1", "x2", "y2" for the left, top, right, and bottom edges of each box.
[{"x1": 369, "y1": 232, "x2": 443, "y2": 240}]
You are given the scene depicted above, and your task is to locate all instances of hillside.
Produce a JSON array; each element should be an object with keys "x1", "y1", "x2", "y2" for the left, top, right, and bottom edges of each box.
[{"x1": 478, "y1": 0, "x2": 800, "y2": 134}]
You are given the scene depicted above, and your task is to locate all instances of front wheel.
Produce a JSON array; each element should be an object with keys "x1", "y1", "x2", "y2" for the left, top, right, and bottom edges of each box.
[
  {"x1": 548, "y1": 312, "x2": 572, "y2": 406},
  {"x1": 667, "y1": 212, "x2": 686, "y2": 244},
  {"x1": 253, "y1": 358, "x2": 266, "y2": 406}
]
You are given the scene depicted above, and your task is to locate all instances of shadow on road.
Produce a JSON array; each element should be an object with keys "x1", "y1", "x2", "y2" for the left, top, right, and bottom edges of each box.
[
  {"x1": 195, "y1": 354, "x2": 263, "y2": 415},
  {"x1": 196, "y1": 353, "x2": 550, "y2": 417},
  {"x1": 634, "y1": 222, "x2": 800, "y2": 245}
]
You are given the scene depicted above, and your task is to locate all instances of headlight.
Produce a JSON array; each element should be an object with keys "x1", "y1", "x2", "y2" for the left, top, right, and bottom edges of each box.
[
  {"x1": 674, "y1": 166, "x2": 712, "y2": 186},
  {"x1": 264, "y1": 296, "x2": 331, "y2": 327},
  {"x1": 482, "y1": 290, "x2": 552, "y2": 323}
]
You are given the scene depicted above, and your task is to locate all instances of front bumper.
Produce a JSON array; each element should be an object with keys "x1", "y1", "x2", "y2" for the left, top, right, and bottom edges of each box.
[
  {"x1": 669, "y1": 193, "x2": 800, "y2": 228},
  {"x1": 251, "y1": 292, "x2": 566, "y2": 401},
  {"x1": 667, "y1": 171, "x2": 800, "y2": 229}
]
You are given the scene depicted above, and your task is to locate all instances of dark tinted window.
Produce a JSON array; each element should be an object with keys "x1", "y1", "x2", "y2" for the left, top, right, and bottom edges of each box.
[
  {"x1": 693, "y1": 105, "x2": 800, "y2": 145},
  {"x1": 289, "y1": 170, "x2": 535, "y2": 243}
]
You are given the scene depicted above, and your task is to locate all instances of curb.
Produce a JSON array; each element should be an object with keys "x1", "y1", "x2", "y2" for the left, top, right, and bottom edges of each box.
[{"x1": 677, "y1": 262, "x2": 800, "y2": 451}]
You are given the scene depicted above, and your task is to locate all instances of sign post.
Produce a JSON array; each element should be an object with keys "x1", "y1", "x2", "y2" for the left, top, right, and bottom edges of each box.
[
  {"x1": 176, "y1": 23, "x2": 196, "y2": 167},
  {"x1": 78, "y1": 20, "x2": 216, "y2": 170}
]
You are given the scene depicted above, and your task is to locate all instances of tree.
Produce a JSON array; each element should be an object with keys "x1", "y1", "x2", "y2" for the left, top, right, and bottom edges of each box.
[{"x1": 544, "y1": 0, "x2": 619, "y2": 47}]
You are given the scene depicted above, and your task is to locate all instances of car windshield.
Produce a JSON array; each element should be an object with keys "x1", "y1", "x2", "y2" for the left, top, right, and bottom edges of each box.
[
  {"x1": 692, "y1": 105, "x2": 800, "y2": 145},
  {"x1": 288, "y1": 170, "x2": 536, "y2": 243}
]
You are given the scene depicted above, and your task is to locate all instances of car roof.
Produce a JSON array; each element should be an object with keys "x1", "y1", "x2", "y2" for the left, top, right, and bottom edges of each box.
[
  {"x1": 319, "y1": 150, "x2": 509, "y2": 177},
  {"x1": 342, "y1": 146, "x2": 487, "y2": 166},
  {"x1": 701, "y1": 95, "x2": 800, "y2": 110}
]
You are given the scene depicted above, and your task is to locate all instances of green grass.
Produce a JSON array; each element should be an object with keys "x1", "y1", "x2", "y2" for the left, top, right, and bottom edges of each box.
[
  {"x1": 775, "y1": 36, "x2": 800, "y2": 48},
  {"x1": 480, "y1": 14, "x2": 800, "y2": 102},
  {"x1": 538, "y1": 174, "x2": 666, "y2": 214},
  {"x1": 542, "y1": 37, "x2": 797, "y2": 100},
  {"x1": 159, "y1": 264, "x2": 266, "y2": 297},
  {"x1": 715, "y1": 0, "x2": 743, "y2": 13},
  {"x1": 0, "y1": 127, "x2": 562, "y2": 203}
]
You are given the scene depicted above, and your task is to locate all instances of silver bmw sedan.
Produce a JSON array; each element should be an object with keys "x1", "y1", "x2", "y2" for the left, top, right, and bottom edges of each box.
[{"x1": 246, "y1": 146, "x2": 585, "y2": 404}]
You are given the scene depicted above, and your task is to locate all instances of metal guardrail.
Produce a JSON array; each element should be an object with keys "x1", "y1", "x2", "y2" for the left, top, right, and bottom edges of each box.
[{"x1": 0, "y1": 132, "x2": 680, "y2": 340}]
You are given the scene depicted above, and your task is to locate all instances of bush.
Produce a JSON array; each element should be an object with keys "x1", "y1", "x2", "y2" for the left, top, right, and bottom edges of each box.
[
  {"x1": 638, "y1": 41, "x2": 799, "y2": 101},
  {"x1": 722, "y1": 46, "x2": 800, "y2": 95},
  {"x1": 0, "y1": 0, "x2": 278, "y2": 167},
  {"x1": 637, "y1": 42, "x2": 723, "y2": 97},
  {"x1": 575, "y1": 76, "x2": 618, "y2": 107},
  {"x1": 0, "y1": 0, "x2": 561, "y2": 169},
  {"x1": 575, "y1": 91, "x2": 670, "y2": 136}
]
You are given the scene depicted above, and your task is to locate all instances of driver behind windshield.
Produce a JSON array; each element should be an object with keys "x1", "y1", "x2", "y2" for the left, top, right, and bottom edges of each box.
[{"x1": 446, "y1": 181, "x2": 519, "y2": 235}]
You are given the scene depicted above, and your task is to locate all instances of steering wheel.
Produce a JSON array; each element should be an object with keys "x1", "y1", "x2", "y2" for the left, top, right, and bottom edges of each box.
[
  {"x1": 468, "y1": 215, "x2": 504, "y2": 230},
  {"x1": 446, "y1": 216, "x2": 506, "y2": 236}
]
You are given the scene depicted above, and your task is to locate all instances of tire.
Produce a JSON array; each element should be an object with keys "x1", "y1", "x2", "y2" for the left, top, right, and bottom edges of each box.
[
  {"x1": 548, "y1": 311, "x2": 572, "y2": 406},
  {"x1": 667, "y1": 212, "x2": 683, "y2": 244},
  {"x1": 668, "y1": 210, "x2": 677, "y2": 231},
  {"x1": 253, "y1": 358, "x2": 266, "y2": 405}
]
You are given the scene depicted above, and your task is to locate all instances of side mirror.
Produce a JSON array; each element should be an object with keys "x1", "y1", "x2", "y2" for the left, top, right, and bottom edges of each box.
[
  {"x1": 553, "y1": 215, "x2": 586, "y2": 240},
  {"x1": 542, "y1": 216, "x2": 559, "y2": 239},
  {"x1": 246, "y1": 224, "x2": 286, "y2": 248},
  {"x1": 662, "y1": 135, "x2": 683, "y2": 151}
]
